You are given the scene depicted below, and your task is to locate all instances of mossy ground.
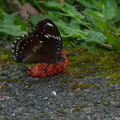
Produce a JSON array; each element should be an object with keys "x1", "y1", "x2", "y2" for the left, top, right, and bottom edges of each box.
[
  {"x1": 0, "y1": 48, "x2": 120, "y2": 85},
  {"x1": 67, "y1": 48, "x2": 120, "y2": 83}
]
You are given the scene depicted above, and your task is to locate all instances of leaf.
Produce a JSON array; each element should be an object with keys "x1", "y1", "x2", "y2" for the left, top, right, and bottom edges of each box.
[
  {"x1": 55, "y1": 22, "x2": 87, "y2": 38},
  {"x1": 94, "y1": 18, "x2": 109, "y2": 31},
  {"x1": 67, "y1": 33, "x2": 86, "y2": 38},
  {"x1": 69, "y1": 19, "x2": 89, "y2": 29},
  {"x1": 79, "y1": 41, "x2": 99, "y2": 51},
  {"x1": 29, "y1": 15, "x2": 42, "y2": 25},
  {"x1": 43, "y1": 1, "x2": 62, "y2": 9},
  {"x1": 85, "y1": 9, "x2": 103, "y2": 18},
  {"x1": 103, "y1": 1, "x2": 116, "y2": 21},
  {"x1": 2, "y1": 14, "x2": 15, "y2": 25},
  {"x1": 83, "y1": 30, "x2": 107, "y2": 43},
  {"x1": 112, "y1": 43, "x2": 120, "y2": 50},
  {"x1": 104, "y1": 31, "x2": 117, "y2": 45},
  {"x1": 14, "y1": 17, "x2": 28, "y2": 30},
  {"x1": 64, "y1": 3, "x2": 85, "y2": 19},
  {"x1": 44, "y1": 12, "x2": 66, "y2": 24},
  {"x1": 76, "y1": 0, "x2": 105, "y2": 10},
  {"x1": 76, "y1": 0, "x2": 95, "y2": 9},
  {"x1": 0, "y1": 25, "x2": 27, "y2": 36},
  {"x1": 52, "y1": 11, "x2": 69, "y2": 17}
]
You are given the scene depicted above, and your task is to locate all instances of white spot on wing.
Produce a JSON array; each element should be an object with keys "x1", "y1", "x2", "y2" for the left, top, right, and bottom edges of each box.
[
  {"x1": 48, "y1": 34, "x2": 52, "y2": 37},
  {"x1": 26, "y1": 33, "x2": 28, "y2": 36},
  {"x1": 13, "y1": 41, "x2": 17, "y2": 44},
  {"x1": 46, "y1": 23, "x2": 53, "y2": 27},
  {"x1": 40, "y1": 41, "x2": 43, "y2": 43},
  {"x1": 52, "y1": 35, "x2": 56, "y2": 39},
  {"x1": 44, "y1": 34, "x2": 49, "y2": 38},
  {"x1": 58, "y1": 36, "x2": 61, "y2": 41},
  {"x1": 32, "y1": 44, "x2": 42, "y2": 52},
  {"x1": 56, "y1": 36, "x2": 59, "y2": 40},
  {"x1": 11, "y1": 49, "x2": 14, "y2": 53}
]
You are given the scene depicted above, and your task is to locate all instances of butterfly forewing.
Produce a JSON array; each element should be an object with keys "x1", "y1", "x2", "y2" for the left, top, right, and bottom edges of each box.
[{"x1": 12, "y1": 19, "x2": 63, "y2": 63}]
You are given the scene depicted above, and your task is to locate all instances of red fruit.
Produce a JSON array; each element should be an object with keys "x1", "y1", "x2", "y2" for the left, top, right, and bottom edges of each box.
[{"x1": 28, "y1": 50, "x2": 70, "y2": 78}]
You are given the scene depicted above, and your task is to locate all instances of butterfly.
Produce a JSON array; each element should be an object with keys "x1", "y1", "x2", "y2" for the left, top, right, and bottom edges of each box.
[{"x1": 12, "y1": 19, "x2": 64, "y2": 63}]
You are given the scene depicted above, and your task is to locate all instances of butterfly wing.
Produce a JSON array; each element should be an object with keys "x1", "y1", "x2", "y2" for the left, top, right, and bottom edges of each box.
[{"x1": 12, "y1": 19, "x2": 63, "y2": 63}]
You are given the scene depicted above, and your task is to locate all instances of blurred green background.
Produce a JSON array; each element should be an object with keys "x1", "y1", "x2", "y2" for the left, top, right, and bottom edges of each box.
[{"x1": 0, "y1": 0, "x2": 120, "y2": 51}]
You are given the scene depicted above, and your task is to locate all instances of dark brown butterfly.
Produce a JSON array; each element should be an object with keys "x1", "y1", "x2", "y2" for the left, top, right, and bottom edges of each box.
[{"x1": 12, "y1": 19, "x2": 64, "y2": 63}]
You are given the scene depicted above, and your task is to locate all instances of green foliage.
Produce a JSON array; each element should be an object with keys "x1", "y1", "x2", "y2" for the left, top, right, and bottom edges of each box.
[
  {"x1": 0, "y1": 0, "x2": 120, "y2": 51},
  {"x1": 0, "y1": 10, "x2": 27, "y2": 41}
]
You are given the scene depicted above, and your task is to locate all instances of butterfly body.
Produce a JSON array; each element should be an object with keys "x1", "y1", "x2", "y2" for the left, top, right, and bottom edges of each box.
[{"x1": 12, "y1": 19, "x2": 64, "y2": 63}]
